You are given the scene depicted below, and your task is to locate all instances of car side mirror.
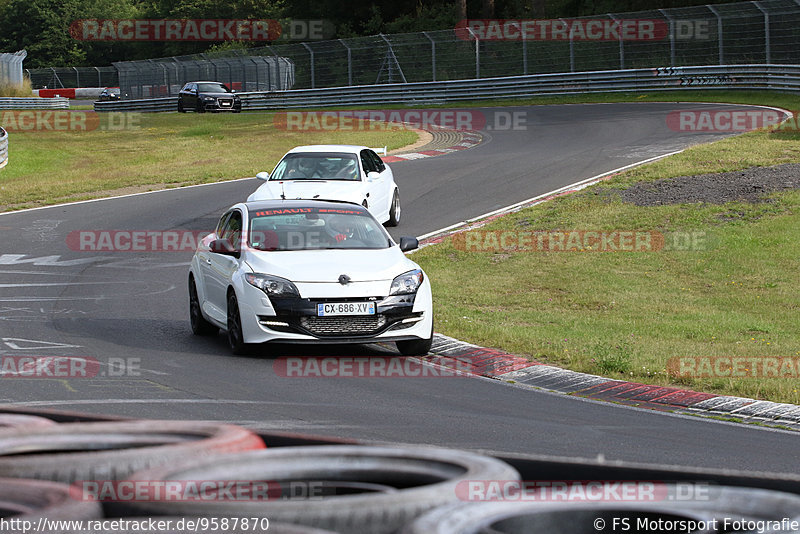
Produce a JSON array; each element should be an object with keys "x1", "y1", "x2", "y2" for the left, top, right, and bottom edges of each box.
[
  {"x1": 210, "y1": 238, "x2": 238, "y2": 256},
  {"x1": 399, "y1": 236, "x2": 419, "y2": 252},
  {"x1": 256, "y1": 171, "x2": 269, "y2": 181}
]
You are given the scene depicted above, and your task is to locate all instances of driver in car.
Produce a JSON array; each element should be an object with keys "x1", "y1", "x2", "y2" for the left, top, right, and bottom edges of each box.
[
  {"x1": 328, "y1": 215, "x2": 356, "y2": 243},
  {"x1": 286, "y1": 159, "x2": 316, "y2": 179}
]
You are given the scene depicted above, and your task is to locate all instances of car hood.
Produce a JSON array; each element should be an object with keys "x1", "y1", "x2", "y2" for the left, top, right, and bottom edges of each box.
[
  {"x1": 248, "y1": 180, "x2": 363, "y2": 203},
  {"x1": 243, "y1": 247, "x2": 417, "y2": 283}
]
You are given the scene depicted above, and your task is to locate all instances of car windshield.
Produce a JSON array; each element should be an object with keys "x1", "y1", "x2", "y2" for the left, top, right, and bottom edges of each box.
[
  {"x1": 248, "y1": 207, "x2": 391, "y2": 250},
  {"x1": 196, "y1": 82, "x2": 230, "y2": 93},
  {"x1": 270, "y1": 153, "x2": 359, "y2": 181}
]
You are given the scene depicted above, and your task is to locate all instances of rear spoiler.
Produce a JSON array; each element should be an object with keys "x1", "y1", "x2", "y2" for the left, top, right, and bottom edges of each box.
[{"x1": 371, "y1": 146, "x2": 388, "y2": 156}]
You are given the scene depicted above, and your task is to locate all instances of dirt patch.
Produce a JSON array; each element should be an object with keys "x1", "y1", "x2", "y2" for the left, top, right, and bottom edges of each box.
[{"x1": 614, "y1": 163, "x2": 800, "y2": 206}]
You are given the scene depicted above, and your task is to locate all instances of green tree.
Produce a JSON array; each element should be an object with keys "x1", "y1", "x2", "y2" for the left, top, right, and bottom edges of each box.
[{"x1": 0, "y1": 0, "x2": 86, "y2": 67}]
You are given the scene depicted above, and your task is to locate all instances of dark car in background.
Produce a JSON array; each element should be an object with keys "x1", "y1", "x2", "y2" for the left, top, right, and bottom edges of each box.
[{"x1": 177, "y1": 81, "x2": 241, "y2": 113}]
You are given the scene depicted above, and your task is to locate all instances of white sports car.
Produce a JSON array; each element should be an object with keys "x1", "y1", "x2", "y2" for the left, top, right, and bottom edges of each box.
[
  {"x1": 247, "y1": 145, "x2": 401, "y2": 226},
  {"x1": 189, "y1": 199, "x2": 433, "y2": 355}
]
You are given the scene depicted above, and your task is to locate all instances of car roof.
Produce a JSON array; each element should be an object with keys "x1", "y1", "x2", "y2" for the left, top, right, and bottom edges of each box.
[
  {"x1": 240, "y1": 198, "x2": 368, "y2": 213},
  {"x1": 286, "y1": 145, "x2": 371, "y2": 155}
]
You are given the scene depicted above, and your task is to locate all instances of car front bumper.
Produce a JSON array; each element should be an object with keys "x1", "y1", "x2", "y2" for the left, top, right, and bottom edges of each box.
[
  {"x1": 201, "y1": 98, "x2": 241, "y2": 112},
  {"x1": 236, "y1": 278, "x2": 433, "y2": 345}
]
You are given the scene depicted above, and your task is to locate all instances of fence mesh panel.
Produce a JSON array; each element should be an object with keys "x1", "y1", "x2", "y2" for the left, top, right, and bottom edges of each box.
[{"x1": 22, "y1": 0, "x2": 800, "y2": 97}]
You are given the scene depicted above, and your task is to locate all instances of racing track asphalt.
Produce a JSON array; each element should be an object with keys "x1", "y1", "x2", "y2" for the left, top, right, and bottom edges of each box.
[{"x1": 1, "y1": 103, "x2": 797, "y2": 474}]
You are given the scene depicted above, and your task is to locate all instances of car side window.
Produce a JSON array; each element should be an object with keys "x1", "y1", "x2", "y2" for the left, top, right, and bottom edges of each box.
[
  {"x1": 215, "y1": 212, "x2": 231, "y2": 236},
  {"x1": 368, "y1": 150, "x2": 385, "y2": 173},
  {"x1": 221, "y1": 211, "x2": 243, "y2": 249},
  {"x1": 360, "y1": 150, "x2": 377, "y2": 174}
]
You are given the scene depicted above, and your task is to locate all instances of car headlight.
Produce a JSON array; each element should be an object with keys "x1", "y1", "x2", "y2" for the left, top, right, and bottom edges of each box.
[
  {"x1": 389, "y1": 269, "x2": 424, "y2": 295},
  {"x1": 245, "y1": 273, "x2": 300, "y2": 297},
  {"x1": 202, "y1": 96, "x2": 215, "y2": 101}
]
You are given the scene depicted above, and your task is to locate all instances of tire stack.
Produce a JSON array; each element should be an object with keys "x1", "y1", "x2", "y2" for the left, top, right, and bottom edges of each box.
[{"x1": 0, "y1": 409, "x2": 798, "y2": 533}]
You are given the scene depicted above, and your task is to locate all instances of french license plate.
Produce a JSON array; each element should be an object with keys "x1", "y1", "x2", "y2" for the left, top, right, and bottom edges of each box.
[
  {"x1": 317, "y1": 302, "x2": 375, "y2": 316},
  {"x1": 221, "y1": 101, "x2": 231, "y2": 106}
]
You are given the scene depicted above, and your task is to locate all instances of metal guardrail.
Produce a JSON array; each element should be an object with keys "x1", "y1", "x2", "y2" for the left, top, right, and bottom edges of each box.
[
  {"x1": 0, "y1": 127, "x2": 8, "y2": 169},
  {"x1": 93, "y1": 64, "x2": 799, "y2": 113},
  {"x1": 94, "y1": 97, "x2": 176, "y2": 112},
  {"x1": 0, "y1": 97, "x2": 70, "y2": 110}
]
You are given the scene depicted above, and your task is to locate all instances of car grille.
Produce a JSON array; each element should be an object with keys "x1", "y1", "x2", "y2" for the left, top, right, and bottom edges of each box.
[
  {"x1": 219, "y1": 98, "x2": 233, "y2": 107},
  {"x1": 300, "y1": 315, "x2": 387, "y2": 336}
]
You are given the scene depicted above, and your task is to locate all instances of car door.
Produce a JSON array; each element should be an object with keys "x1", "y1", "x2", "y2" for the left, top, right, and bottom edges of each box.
[
  {"x1": 183, "y1": 83, "x2": 198, "y2": 108},
  {"x1": 205, "y1": 210, "x2": 243, "y2": 319},
  {"x1": 365, "y1": 149, "x2": 391, "y2": 220},
  {"x1": 360, "y1": 149, "x2": 386, "y2": 218}
]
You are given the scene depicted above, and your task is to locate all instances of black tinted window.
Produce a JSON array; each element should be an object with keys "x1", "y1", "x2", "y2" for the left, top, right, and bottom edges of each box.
[
  {"x1": 368, "y1": 150, "x2": 385, "y2": 172},
  {"x1": 197, "y1": 83, "x2": 229, "y2": 93},
  {"x1": 360, "y1": 150, "x2": 377, "y2": 173}
]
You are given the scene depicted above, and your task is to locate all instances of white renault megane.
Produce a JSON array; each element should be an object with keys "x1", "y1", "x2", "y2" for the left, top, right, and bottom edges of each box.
[
  {"x1": 188, "y1": 200, "x2": 433, "y2": 355},
  {"x1": 246, "y1": 145, "x2": 401, "y2": 226}
]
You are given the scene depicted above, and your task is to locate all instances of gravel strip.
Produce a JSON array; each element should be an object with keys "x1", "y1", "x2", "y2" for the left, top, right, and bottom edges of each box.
[{"x1": 614, "y1": 163, "x2": 800, "y2": 206}]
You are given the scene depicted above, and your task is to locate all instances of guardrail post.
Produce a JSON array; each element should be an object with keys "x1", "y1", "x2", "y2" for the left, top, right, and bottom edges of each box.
[
  {"x1": 753, "y1": 2, "x2": 770, "y2": 64},
  {"x1": 609, "y1": 14, "x2": 624, "y2": 69},
  {"x1": 301, "y1": 43, "x2": 315, "y2": 89},
  {"x1": 423, "y1": 32, "x2": 436, "y2": 82},
  {"x1": 338, "y1": 39, "x2": 352, "y2": 86},
  {"x1": 659, "y1": 9, "x2": 676, "y2": 67},
  {"x1": 707, "y1": 5, "x2": 724, "y2": 65},
  {"x1": 466, "y1": 27, "x2": 480, "y2": 78}
]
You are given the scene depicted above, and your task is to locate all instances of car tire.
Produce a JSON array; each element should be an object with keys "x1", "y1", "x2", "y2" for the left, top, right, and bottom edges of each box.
[
  {"x1": 0, "y1": 414, "x2": 56, "y2": 430},
  {"x1": 189, "y1": 277, "x2": 218, "y2": 336},
  {"x1": 400, "y1": 501, "x2": 719, "y2": 534},
  {"x1": 0, "y1": 477, "x2": 103, "y2": 521},
  {"x1": 177, "y1": 100, "x2": 185, "y2": 113},
  {"x1": 118, "y1": 445, "x2": 520, "y2": 534},
  {"x1": 227, "y1": 291, "x2": 249, "y2": 355},
  {"x1": 396, "y1": 322, "x2": 433, "y2": 356},
  {"x1": 233, "y1": 108, "x2": 242, "y2": 113},
  {"x1": 0, "y1": 420, "x2": 265, "y2": 484},
  {"x1": 386, "y1": 190, "x2": 401, "y2": 227}
]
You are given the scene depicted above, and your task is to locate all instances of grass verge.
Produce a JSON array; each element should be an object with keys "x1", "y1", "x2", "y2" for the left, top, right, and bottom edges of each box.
[
  {"x1": 0, "y1": 111, "x2": 416, "y2": 211},
  {"x1": 412, "y1": 103, "x2": 800, "y2": 405},
  {"x1": 0, "y1": 80, "x2": 33, "y2": 97}
]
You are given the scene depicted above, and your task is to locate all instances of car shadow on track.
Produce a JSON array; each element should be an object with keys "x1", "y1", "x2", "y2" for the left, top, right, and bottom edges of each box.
[{"x1": 50, "y1": 317, "x2": 402, "y2": 359}]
